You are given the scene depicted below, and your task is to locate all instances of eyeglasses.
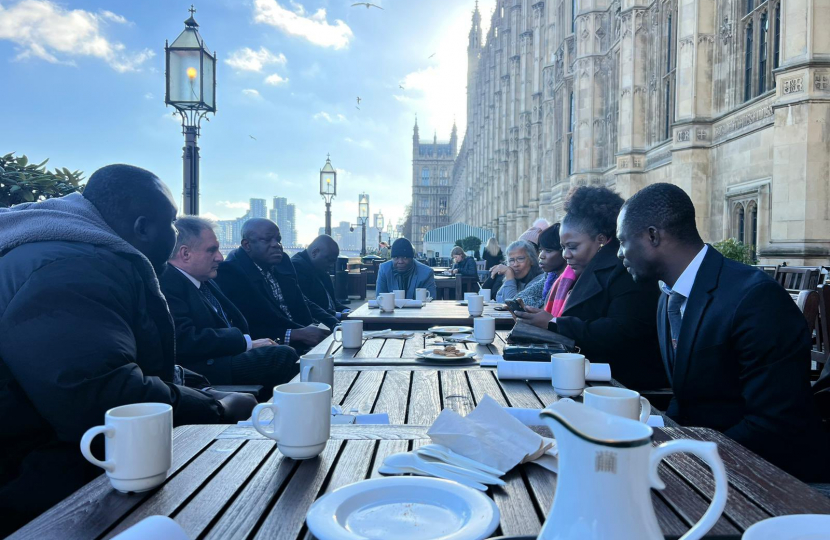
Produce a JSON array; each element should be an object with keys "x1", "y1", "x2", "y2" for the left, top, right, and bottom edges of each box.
[{"x1": 507, "y1": 256, "x2": 527, "y2": 265}]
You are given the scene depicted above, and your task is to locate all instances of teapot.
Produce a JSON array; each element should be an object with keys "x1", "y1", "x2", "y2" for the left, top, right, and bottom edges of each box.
[{"x1": 538, "y1": 399, "x2": 728, "y2": 540}]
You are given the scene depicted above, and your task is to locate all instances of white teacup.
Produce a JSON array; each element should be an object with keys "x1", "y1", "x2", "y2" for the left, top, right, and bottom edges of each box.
[
  {"x1": 378, "y1": 292, "x2": 396, "y2": 312},
  {"x1": 300, "y1": 353, "x2": 335, "y2": 387},
  {"x1": 584, "y1": 386, "x2": 651, "y2": 423},
  {"x1": 393, "y1": 289, "x2": 406, "y2": 300},
  {"x1": 80, "y1": 403, "x2": 172, "y2": 493},
  {"x1": 479, "y1": 288, "x2": 492, "y2": 302},
  {"x1": 474, "y1": 316, "x2": 496, "y2": 344},
  {"x1": 551, "y1": 353, "x2": 591, "y2": 397},
  {"x1": 415, "y1": 288, "x2": 432, "y2": 302},
  {"x1": 333, "y1": 320, "x2": 363, "y2": 348},
  {"x1": 463, "y1": 292, "x2": 478, "y2": 303},
  {"x1": 252, "y1": 382, "x2": 332, "y2": 459},
  {"x1": 467, "y1": 294, "x2": 484, "y2": 316}
]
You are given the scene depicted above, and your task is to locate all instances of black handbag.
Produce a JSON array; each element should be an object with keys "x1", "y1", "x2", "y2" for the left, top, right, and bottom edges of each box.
[{"x1": 506, "y1": 320, "x2": 576, "y2": 350}]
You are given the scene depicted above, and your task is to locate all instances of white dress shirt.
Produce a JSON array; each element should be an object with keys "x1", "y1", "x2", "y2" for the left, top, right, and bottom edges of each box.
[
  {"x1": 659, "y1": 245, "x2": 708, "y2": 319},
  {"x1": 174, "y1": 265, "x2": 252, "y2": 351}
]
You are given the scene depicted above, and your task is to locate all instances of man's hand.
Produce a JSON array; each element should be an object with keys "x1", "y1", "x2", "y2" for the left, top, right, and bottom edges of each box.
[
  {"x1": 515, "y1": 306, "x2": 554, "y2": 329},
  {"x1": 251, "y1": 338, "x2": 277, "y2": 349},
  {"x1": 291, "y1": 325, "x2": 329, "y2": 346}
]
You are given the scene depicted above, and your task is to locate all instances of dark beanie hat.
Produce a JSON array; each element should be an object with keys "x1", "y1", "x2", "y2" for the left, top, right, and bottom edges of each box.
[{"x1": 391, "y1": 238, "x2": 415, "y2": 259}]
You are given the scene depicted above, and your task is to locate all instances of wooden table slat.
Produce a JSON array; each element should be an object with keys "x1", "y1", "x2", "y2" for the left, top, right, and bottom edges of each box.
[
  {"x1": 369, "y1": 440, "x2": 410, "y2": 479},
  {"x1": 372, "y1": 370, "x2": 411, "y2": 424},
  {"x1": 466, "y1": 369, "x2": 510, "y2": 407},
  {"x1": 440, "y1": 370, "x2": 476, "y2": 417},
  {"x1": 491, "y1": 468, "x2": 542, "y2": 536},
  {"x1": 407, "y1": 370, "x2": 442, "y2": 425},
  {"x1": 340, "y1": 370, "x2": 385, "y2": 413}
]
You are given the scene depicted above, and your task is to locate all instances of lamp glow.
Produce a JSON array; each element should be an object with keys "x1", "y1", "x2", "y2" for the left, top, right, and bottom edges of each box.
[{"x1": 187, "y1": 67, "x2": 198, "y2": 79}]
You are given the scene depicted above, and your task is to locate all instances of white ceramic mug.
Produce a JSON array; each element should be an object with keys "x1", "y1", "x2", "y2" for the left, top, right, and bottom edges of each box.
[
  {"x1": 333, "y1": 320, "x2": 363, "y2": 349},
  {"x1": 80, "y1": 403, "x2": 172, "y2": 493},
  {"x1": 415, "y1": 288, "x2": 432, "y2": 302},
  {"x1": 551, "y1": 353, "x2": 591, "y2": 397},
  {"x1": 300, "y1": 354, "x2": 335, "y2": 388},
  {"x1": 463, "y1": 292, "x2": 478, "y2": 303},
  {"x1": 393, "y1": 289, "x2": 406, "y2": 300},
  {"x1": 252, "y1": 382, "x2": 332, "y2": 459},
  {"x1": 474, "y1": 316, "x2": 496, "y2": 345},
  {"x1": 479, "y1": 288, "x2": 492, "y2": 302},
  {"x1": 378, "y1": 292, "x2": 396, "y2": 313},
  {"x1": 468, "y1": 294, "x2": 485, "y2": 316},
  {"x1": 584, "y1": 386, "x2": 652, "y2": 422}
]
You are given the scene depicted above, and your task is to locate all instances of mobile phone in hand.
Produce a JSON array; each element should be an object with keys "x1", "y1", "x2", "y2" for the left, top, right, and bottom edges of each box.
[{"x1": 505, "y1": 298, "x2": 526, "y2": 315}]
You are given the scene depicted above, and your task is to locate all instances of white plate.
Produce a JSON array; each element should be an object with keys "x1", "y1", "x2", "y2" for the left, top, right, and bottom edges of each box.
[
  {"x1": 742, "y1": 514, "x2": 830, "y2": 540},
  {"x1": 429, "y1": 326, "x2": 474, "y2": 335},
  {"x1": 416, "y1": 348, "x2": 478, "y2": 361},
  {"x1": 306, "y1": 476, "x2": 500, "y2": 540}
]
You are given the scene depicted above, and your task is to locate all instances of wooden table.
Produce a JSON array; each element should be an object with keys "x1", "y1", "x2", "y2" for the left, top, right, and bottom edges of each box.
[
  {"x1": 434, "y1": 275, "x2": 459, "y2": 300},
  {"x1": 345, "y1": 300, "x2": 515, "y2": 330},
  {"x1": 17, "y1": 401, "x2": 830, "y2": 539}
]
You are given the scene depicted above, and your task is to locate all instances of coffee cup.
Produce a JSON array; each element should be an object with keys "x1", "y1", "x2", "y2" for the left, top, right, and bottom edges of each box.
[
  {"x1": 584, "y1": 386, "x2": 651, "y2": 423},
  {"x1": 393, "y1": 289, "x2": 406, "y2": 300},
  {"x1": 468, "y1": 294, "x2": 484, "y2": 316},
  {"x1": 416, "y1": 288, "x2": 432, "y2": 302},
  {"x1": 474, "y1": 316, "x2": 496, "y2": 345},
  {"x1": 333, "y1": 320, "x2": 363, "y2": 349},
  {"x1": 463, "y1": 292, "x2": 478, "y2": 303},
  {"x1": 479, "y1": 288, "x2": 492, "y2": 302},
  {"x1": 251, "y1": 382, "x2": 332, "y2": 459},
  {"x1": 300, "y1": 354, "x2": 334, "y2": 388},
  {"x1": 378, "y1": 292, "x2": 396, "y2": 312},
  {"x1": 551, "y1": 353, "x2": 591, "y2": 397},
  {"x1": 80, "y1": 403, "x2": 173, "y2": 493}
]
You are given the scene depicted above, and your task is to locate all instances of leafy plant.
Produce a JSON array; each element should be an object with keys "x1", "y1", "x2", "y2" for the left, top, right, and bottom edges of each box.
[
  {"x1": 712, "y1": 238, "x2": 757, "y2": 265},
  {"x1": 0, "y1": 152, "x2": 84, "y2": 207},
  {"x1": 454, "y1": 235, "x2": 482, "y2": 255}
]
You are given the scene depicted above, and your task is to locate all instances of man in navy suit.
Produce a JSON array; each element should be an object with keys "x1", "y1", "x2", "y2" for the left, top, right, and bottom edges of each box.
[
  {"x1": 161, "y1": 217, "x2": 299, "y2": 390},
  {"x1": 616, "y1": 182, "x2": 830, "y2": 482}
]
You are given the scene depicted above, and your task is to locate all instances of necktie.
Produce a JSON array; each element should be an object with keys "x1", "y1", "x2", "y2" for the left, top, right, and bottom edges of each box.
[
  {"x1": 200, "y1": 283, "x2": 231, "y2": 328},
  {"x1": 667, "y1": 291, "x2": 686, "y2": 352}
]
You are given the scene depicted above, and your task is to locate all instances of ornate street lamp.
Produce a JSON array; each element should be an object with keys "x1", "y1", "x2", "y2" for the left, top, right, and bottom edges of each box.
[
  {"x1": 358, "y1": 193, "x2": 370, "y2": 256},
  {"x1": 376, "y1": 210, "x2": 384, "y2": 252},
  {"x1": 165, "y1": 5, "x2": 216, "y2": 215},
  {"x1": 320, "y1": 154, "x2": 337, "y2": 236}
]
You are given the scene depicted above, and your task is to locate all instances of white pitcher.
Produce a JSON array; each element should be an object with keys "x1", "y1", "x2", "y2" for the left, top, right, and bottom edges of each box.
[{"x1": 538, "y1": 399, "x2": 728, "y2": 540}]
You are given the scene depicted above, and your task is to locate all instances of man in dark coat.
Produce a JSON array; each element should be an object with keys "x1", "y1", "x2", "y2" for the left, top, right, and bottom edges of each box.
[
  {"x1": 291, "y1": 234, "x2": 349, "y2": 320},
  {"x1": 215, "y1": 218, "x2": 334, "y2": 352},
  {"x1": 617, "y1": 182, "x2": 830, "y2": 482},
  {"x1": 0, "y1": 165, "x2": 256, "y2": 535},
  {"x1": 160, "y1": 216, "x2": 299, "y2": 390}
]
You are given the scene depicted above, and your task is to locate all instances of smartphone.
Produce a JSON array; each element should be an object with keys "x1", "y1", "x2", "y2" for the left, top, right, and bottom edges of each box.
[{"x1": 505, "y1": 298, "x2": 526, "y2": 315}]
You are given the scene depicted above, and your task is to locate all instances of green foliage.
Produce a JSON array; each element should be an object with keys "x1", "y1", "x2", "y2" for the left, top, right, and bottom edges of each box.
[
  {"x1": 454, "y1": 236, "x2": 483, "y2": 254},
  {"x1": 712, "y1": 238, "x2": 757, "y2": 265},
  {"x1": 0, "y1": 152, "x2": 84, "y2": 207}
]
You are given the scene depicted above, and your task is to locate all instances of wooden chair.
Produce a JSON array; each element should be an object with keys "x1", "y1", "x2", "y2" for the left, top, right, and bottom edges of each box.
[
  {"x1": 795, "y1": 290, "x2": 820, "y2": 335},
  {"x1": 813, "y1": 284, "x2": 830, "y2": 375},
  {"x1": 753, "y1": 264, "x2": 777, "y2": 278},
  {"x1": 774, "y1": 265, "x2": 820, "y2": 291}
]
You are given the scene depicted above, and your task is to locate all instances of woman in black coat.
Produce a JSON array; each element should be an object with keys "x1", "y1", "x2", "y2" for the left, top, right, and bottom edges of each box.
[
  {"x1": 482, "y1": 237, "x2": 504, "y2": 270},
  {"x1": 516, "y1": 186, "x2": 667, "y2": 391}
]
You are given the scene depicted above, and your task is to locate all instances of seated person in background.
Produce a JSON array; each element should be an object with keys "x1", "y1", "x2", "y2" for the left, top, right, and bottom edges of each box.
[
  {"x1": 483, "y1": 237, "x2": 504, "y2": 270},
  {"x1": 516, "y1": 186, "x2": 666, "y2": 391},
  {"x1": 161, "y1": 216, "x2": 299, "y2": 391},
  {"x1": 450, "y1": 246, "x2": 478, "y2": 276},
  {"x1": 291, "y1": 235, "x2": 350, "y2": 320},
  {"x1": 376, "y1": 238, "x2": 436, "y2": 299},
  {"x1": 482, "y1": 240, "x2": 545, "y2": 302},
  {"x1": 379, "y1": 241, "x2": 390, "y2": 259},
  {"x1": 616, "y1": 182, "x2": 830, "y2": 482},
  {"x1": 0, "y1": 165, "x2": 254, "y2": 535},
  {"x1": 515, "y1": 223, "x2": 567, "y2": 309},
  {"x1": 517, "y1": 218, "x2": 550, "y2": 253},
  {"x1": 215, "y1": 219, "x2": 335, "y2": 353}
]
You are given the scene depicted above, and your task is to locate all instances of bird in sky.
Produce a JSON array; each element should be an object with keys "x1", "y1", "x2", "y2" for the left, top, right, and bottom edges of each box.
[
  {"x1": 249, "y1": 135, "x2": 257, "y2": 141},
  {"x1": 356, "y1": 96, "x2": 362, "y2": 105},
  {"x1": 352, "y1": 2, "x2": 383, "y2": 9},
  {"x1": 428, "y1": 52, "x2": 436, "y2": 59},
  {"x1": 355, "y1": 106, "x2": 361, "y2": 111},
  {"x1": 399, "y1": 84, "x2": 405, "y2": 90}
]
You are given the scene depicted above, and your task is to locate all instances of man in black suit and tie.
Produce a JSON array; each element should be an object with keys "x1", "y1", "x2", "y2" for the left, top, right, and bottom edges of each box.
[
  {"x1": 291, "y1": 235, "x2": 350, "y2": 320},
  {"x1": 160, "y1": 217, "x2": 299, "y2": 390},
  {"x1": 616, "y1": 182, "x2": 830, "y2": 482},
  {"x1": 215, "y1": 218, "x2": 335, "y2": 353}
]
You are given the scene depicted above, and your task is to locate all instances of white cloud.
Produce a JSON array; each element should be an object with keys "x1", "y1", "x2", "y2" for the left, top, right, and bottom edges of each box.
[
  {"x1": 344, "y1": 137, "x2": 374, "y2": 150},
  {"x1": 201, "y1": 212, "x2": 221, "y2": 221},
  {"x1": 0, "y1": 0, "x2": 154, "y2": 72},
  {"x1": 98, "y1": 10, "x2": 127, "y2": 24},
  {"x1": 313, "y1": 111, "x2": 346, "y2": 123},
  {"x1": 218, "y1": 200, "x2": 251, "y2": 210},
  {"x1": 144, "y1": 92, "x2": 154, "y2": 100},
  {"x1": 242, "y1": 88, "x2": 261, "y2": 96},
  {"x1": 252, "y1": 0, "x2": 353, "y2": 50},
  {"x1": 264, "y1": 73, "x2": 288, "y2": 86},
  {"x1": 225, "y1": 46, "x2": 286, "y2": 72}
]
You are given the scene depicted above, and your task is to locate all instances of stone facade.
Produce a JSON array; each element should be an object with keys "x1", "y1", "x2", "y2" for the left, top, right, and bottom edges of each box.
[
  {"x1": 411, "y1": 119, "x2": 458, "y2": 252},
  {"x1": 451, "y1": 0, "x2": 830, "y2": 264}
]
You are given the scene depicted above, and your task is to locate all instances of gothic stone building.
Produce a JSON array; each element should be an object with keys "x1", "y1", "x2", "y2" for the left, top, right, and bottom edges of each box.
[
  {"x1": 411, "y1": 120, "x2": 458, "y2": 253},
  {"x1": 450, "y1": 0, "x2": 830, "y2": 264}
]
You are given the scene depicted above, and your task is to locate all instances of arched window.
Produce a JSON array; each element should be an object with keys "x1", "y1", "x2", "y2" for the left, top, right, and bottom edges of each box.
[
  {"x1": 421, "y1": 167, "x2": 430, "y2": 186},
  {"x1": 744, "y1": 22, "x2": 753, "y2": 102},
  {"x1": 568, "y1": 91, "x2": 575, "y2": 175},
  {"x1": 738, "y1": 206, "x2": 746, "y2": 243},
  {"x1": 758, "y1": 12, "x2": 768, "y2": 94},
  {"x1": 743, "y1": 1, "x2": 781, "y2": 101}
]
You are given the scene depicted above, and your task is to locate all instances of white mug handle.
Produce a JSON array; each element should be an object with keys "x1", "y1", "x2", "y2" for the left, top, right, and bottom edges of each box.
[
  {"x1": 583, "y1": 359, "x2": 592, "y2": 377},
  {"x1": 649, "y1": 440, "x2": 728, "y2": 540},
  {"x1": 639, "y1": 396, "x2": 652, "y2": 423},
  {"x1": 251, "y1": 403, "x2": 279, "y2": 441},
  {"x1": 426, "y1": 293, "x2": 432, "y2": 302},
  {"x1": 80, "y1": 425, "x2": 116, "y2": 472},
  {"x1": 301, "y1": 364, "x2": 313, "y2": 382},
  {"x1": 333, "y1": 326, "x2": 343, "y2": 343}
]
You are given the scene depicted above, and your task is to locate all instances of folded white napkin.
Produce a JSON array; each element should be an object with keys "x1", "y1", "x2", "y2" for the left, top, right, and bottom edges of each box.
[
  {"x1": 368, "y1": 300, "x2": 378, "y2": 308},
  {"x1": 364, "y1": 330, "x2": 415, "y2": 339},
  {"x1": 480, "y1": 354, "x2": 502, "y2": 367},
  {"x1": 112, "y1": 516, "x2": 190, "y2": 540},
  {"x1": 495, "y1": 360, "x2": 612, "y2": 382},
  {"x1": 427, "y1": 395, "x2": 553, "y2": 472}
]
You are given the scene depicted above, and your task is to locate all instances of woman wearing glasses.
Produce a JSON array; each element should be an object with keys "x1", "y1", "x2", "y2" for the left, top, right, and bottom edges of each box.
[
  {"x1": 482, "y1": 239, "x2": 544, "y2": 302},
  {"x1": 515, "y1": 186, "x2": 667, "y2": 391}
]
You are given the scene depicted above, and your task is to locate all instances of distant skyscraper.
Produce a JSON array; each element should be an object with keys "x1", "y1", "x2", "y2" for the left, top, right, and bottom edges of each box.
[
  {"x1": 286, "y1": 203, "x2": 297, "y2": 247},
  {"x1": 250, "y1": 198, "x2": 267, "y2": 219},
  {"x1": 270, "y1": 196, "x2": 298, "y2": 247}
]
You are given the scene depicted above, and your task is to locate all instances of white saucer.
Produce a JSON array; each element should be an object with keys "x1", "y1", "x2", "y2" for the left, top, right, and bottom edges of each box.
[
  {"x1": 416, "y1": 348, "x2": 478, "y2": 361},
  {"x1": 306, "y1": 476, "x2": 500, "y2": 540},
  {"x1": 742, "y1": 514, "x2": 830, "y2": 539},
  {"x1": 429, "y1": 326, "x2": 474, "y2": 335}
]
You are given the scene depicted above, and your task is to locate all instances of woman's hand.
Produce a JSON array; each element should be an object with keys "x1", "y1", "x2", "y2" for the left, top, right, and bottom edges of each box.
[
  {"x1": 515, "y1": 306, "x2": 553, "y2": 329},
  {"x1": 490, "y1": 264, "x2": 511, "y2": 278}
]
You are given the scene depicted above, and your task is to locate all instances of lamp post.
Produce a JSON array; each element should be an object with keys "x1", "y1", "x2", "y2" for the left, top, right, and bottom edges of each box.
[
  {"x1": 375, "y1": 210, "x2": 384, "y2": 252},
  {"x1": 165, "y1": 5, "x2": 216, "y2": 216},
  {"x1": 358, "y1": 193, "x2": 370, "y2": 256},
  {"x1": 320, "y1": 154, "x2": 336, "y2": 236}
]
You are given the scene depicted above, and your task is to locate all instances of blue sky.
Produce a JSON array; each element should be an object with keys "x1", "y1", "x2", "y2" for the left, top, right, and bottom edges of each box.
[{"x1": 0, "y1": 0, "x2": 495, "y2": 244}]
